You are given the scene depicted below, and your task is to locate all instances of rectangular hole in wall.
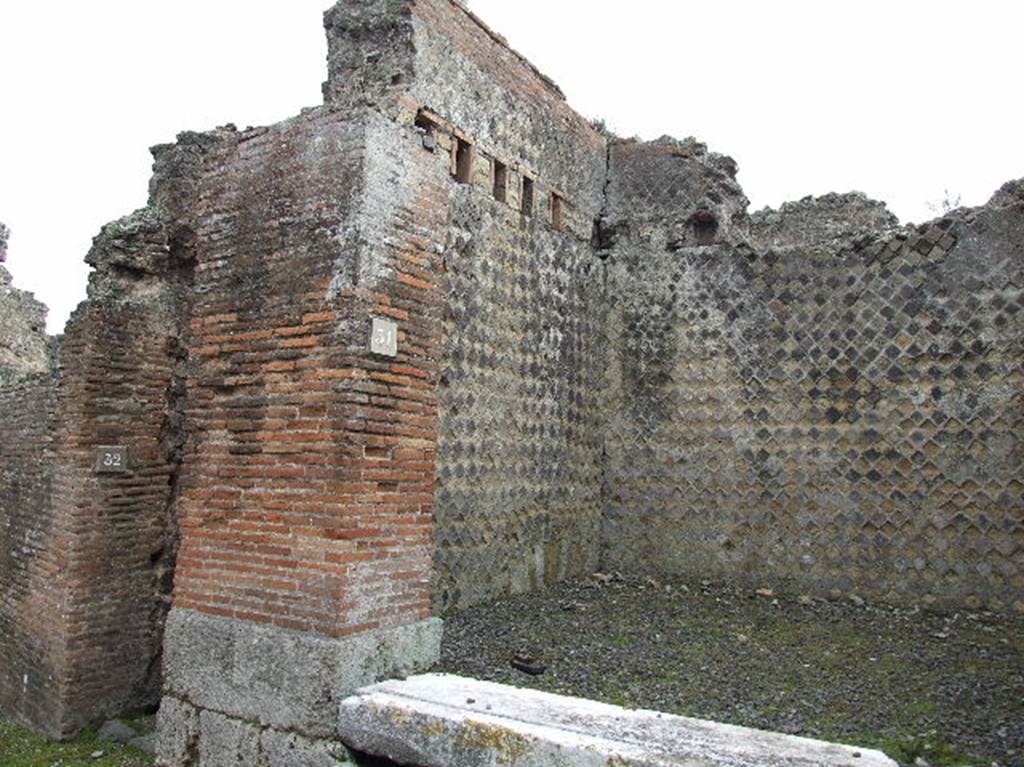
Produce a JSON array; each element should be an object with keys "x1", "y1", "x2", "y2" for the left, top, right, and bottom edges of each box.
[
  {"x1": 521, "y1": 177, "x2": 534, "y2": 216},
  {"x1": 414, "y1": 111, "x2": 436, "y2": 131},
  {"x1": 455, "y1": 138, "x2": 474, "y2": 184},
  {"x1": 551, "y1": 193, "x2": 564, "y2": 231},
  {"x1": 415, "y1": 111, "x2": 439, "y2": 152},
  {"x1": 493, "y1": 160, "x2": 508, "y2": 203}
]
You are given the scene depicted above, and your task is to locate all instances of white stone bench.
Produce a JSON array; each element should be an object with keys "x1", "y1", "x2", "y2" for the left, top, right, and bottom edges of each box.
[{"x1": 338, "y1": 674, "x2": 896, "y2": 767}]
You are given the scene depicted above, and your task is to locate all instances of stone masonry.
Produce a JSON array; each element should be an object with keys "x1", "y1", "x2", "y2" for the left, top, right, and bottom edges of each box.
[
  {"x1": 0, "y1": 223, "x2": 50, "y2": 379},
  {"x1": 602, "y1": 160, "x2": 1023, "y2": 612},
  {"x1": 0, "y1": 0, "x2": 1020, "y2": 761}
]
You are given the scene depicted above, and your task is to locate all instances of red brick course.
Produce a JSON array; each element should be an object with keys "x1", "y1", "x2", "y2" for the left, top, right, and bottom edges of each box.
[{"x1": 172, "y1": 110, "x2": 448, "y2": 639}]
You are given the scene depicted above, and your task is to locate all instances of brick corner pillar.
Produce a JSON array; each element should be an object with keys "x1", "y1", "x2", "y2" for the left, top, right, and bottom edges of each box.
[{"x1": 157, "y1": 100, "x2": 450, "y2": 766}]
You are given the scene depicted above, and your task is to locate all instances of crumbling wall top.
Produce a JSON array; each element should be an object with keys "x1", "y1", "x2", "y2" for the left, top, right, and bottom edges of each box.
[
  {"x1": 749, "y1": 191, "x2": 900, "y2": 250},
  {"x1": 603, "y1": 136, "x2": 750, "y2": 252},
  {"x1": 0, "y1": 224, "x2": 52, "y2": 378},
  {"x1": 322, "y1": 0, "x2": 607, "y2": 217},
  {"x1": 988, "y1": 177, "x2": 1024, "y2": 209}
]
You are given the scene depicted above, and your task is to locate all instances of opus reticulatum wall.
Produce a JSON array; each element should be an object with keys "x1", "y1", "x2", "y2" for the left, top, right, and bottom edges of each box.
[{"x1": 0, "y1": 0, "x2": 1020, "y2": 759}]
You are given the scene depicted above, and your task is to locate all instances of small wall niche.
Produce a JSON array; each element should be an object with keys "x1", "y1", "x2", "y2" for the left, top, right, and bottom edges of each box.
[
  {"x1": 692, "y1": 211, "x2": 718, "y2": 245},
  {"x1": 455, "y1": 138, "x2": 474, "y2": 184},
  {"x1": 493, "y1": 160, "x2": 508, "y2": 203},
  {"x1": 521, "y1": 177, "x2": 535, "y2": 216},
  {"x1": 415, "y1": 111, "x2": 439, "y2": 152},
  {"x1": 551, "y1": 193, "x2": 564, "y2": 232}
]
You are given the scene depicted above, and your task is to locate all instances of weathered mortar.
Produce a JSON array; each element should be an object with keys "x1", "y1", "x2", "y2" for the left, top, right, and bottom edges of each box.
[
  {"x1": 0, "y1": 226, "x2": 51, "y2": 380},
  {"x1": 1, "y1": 0, "x2": 1022, "y2": 754},
  {"x1": 602, "y1": 165, "x2": 1024, "y2": 610},
  {"x1": 0, "y1": 128, "x2": 221, "y2": 736},
  {"x1": 395, "y1": 0, "x2": 608, "y2": 612},
  {"x1": 749, "y1": 192, "x2": 901, "y2": 250}
]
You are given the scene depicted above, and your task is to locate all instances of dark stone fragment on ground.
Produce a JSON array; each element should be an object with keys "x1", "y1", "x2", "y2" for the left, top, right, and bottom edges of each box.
[
  {"x1": 436, "y1": 576, "x2": 1024, "y2": 767},
  {"x1": 97, "y1": 719, "x2": 137, "y2": 745}
]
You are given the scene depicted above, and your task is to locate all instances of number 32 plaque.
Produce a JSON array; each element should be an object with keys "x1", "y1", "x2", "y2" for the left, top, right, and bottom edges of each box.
[{"x1": 95, "y1": 446, "x2": 129, "y2": 474}]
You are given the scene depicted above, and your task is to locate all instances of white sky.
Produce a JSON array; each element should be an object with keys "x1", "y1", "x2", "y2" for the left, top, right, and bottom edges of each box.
[{"x1": 1, "y1": 1, "x2": 1021, "y2": 333}]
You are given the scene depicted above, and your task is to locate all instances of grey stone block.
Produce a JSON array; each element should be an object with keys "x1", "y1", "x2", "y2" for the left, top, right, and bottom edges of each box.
[
  {"x1": 260, "y1": 729, "x2": 352, "y2": 767},
  {"x1": 98, "y1": 718, "x2": 137, "y2": 745},
  {"x1": 163, "y1": 608, "x2": 442, "y2": 739},
  {"x1": 199, "y1": 710, "x2": 262, "y2": 767},
  {"x1": 339, "y1": 674, "x2": 898, "y2": 767},
  {"x1": 130, "y1": 733, "x2": 157, "y2": 755},
  {"x1": 157, "y1": 695, "x2": 199, "y2": 766}
]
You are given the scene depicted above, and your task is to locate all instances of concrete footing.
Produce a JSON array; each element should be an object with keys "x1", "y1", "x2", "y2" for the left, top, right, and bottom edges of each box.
[{"x1": 338, "y1": 674, "x2": 898, "y2": 767}]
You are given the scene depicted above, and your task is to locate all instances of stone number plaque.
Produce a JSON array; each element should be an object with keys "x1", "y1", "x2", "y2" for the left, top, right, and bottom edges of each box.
[
  {"x1": 370, "y1": 318, "x2": 398, "y2": 357},
  {"x1": 95, "y1": 446, "x2": 129, "y2": 474}
]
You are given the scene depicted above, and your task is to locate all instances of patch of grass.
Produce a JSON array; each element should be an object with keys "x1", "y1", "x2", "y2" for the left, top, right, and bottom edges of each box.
[
  {"x1": 599, "y1": 681, "x2": 635, "y2": 709},
  {"x1": 0, "y1": 720, "x2": 153, "y2": 767},
  {"x1": 653, "y1": 670, "x2": 679, "y2": 685}
]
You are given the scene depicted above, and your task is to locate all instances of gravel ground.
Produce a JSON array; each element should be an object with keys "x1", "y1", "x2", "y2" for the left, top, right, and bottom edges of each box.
[{"x1": 436, "y1": 575, "x2": 1024, "y2": 767}]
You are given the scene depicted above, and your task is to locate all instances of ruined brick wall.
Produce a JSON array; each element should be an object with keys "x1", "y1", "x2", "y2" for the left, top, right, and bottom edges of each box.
[
  {"x1": 0, "y1": 228, "x2": 62, "y2": 733},
  {"x1": 6, "y1": 1, "x2": 1024, "y2": 753},
  {"x1": 37, "y1": 132, "x2": 216, "y2": 735},
  {"x1": 170, "y1": 109, "x2": 442, "y2": 637},
  {"x1": 0, "y1": 365, "x2": 62, "y2": 734},
  {"x1": 321, "y1": 0, "x2": 610, "y2": 612},
  {"x1": 0, "y1": 228, "x2": 50, "y2": 378},
  {"x1": 1, "y1": 139, "x2": 206, "y2": 736},
  {"x1": 160, "y1": 108, "x2": 446, "y2": 761},
  {"x1": 50, "y1": 285, "x2": 185, "y2": 732},
  {"x1": 603, "y1": 154, "x2": 1024, "y2": 611}
]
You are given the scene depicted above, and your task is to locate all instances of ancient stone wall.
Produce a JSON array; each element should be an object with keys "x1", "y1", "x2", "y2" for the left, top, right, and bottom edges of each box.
[
  {"x1": 603, "y1": 156, "x2": 1024, "y2": 611},
  {"x1": 436, "y1": 187, "x2": 605, "y2": 611},
  {"x1": 0, "y1": 133, "x2": 207, "y2": 736},
  {"x1": 2, "y1": 0, "x2": 1023, "y2": 753},
  {"x1": 160, "y1": 1, "x2": 612, "y2": 758},
  {"x1": 0, "y1": 228, "x2": 50, "y2": 379},
  {"x1": 160, "y1": 107, "x2": 446, "y2": 763},
  {"x1": 749, "y1": 192, "x2": 900, "y2": 250},
  {"x1": 0, "y1": 362, "x2": 62, "y2": 734},
  {"x1": 0, "y1": 225, "x2": 63, "y2": 733},
  {"x1": 393, "y1": 0, "x2": 608, "y2": 612},
  {"x1": 50, "y1": 254, "x2": 189, "y2": 732}
]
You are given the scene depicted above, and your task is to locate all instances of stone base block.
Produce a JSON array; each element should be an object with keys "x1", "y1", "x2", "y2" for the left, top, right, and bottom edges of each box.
[
  {"x1": 157, "y1": 697, "x2": 354, "y2": 767},
  {"x1": 157, "y1": 608, "x2": 442, "y2": 766},
  {"x1": 338, "y1": 674, "x2": 898, "y2": 767}
]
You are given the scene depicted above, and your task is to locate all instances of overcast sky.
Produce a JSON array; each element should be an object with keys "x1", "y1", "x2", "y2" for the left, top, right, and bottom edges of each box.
[{"x1": 2, "y1": 1, "x2": 1021, "y2": 333}]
